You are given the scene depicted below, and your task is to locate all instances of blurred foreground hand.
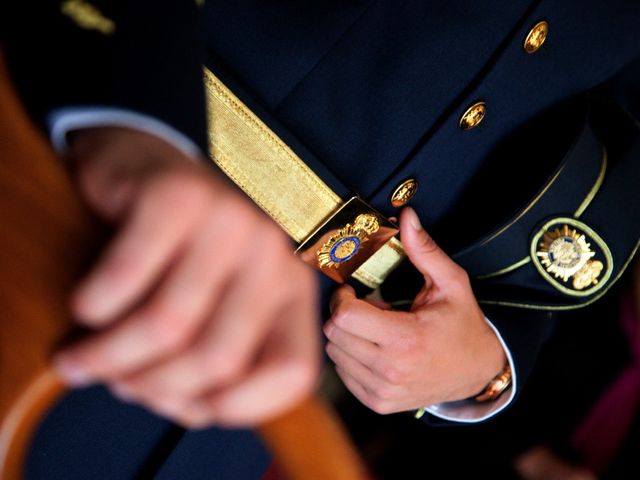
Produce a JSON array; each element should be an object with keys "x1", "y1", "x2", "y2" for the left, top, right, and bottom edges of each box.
[{"x1": 54, "y1": 127, "x2": 320, "y2": 428}]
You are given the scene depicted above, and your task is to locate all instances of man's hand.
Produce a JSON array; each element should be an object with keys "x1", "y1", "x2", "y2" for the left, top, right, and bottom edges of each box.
[
  {"x1": 324, "y1": 207, "x2": 505, "y2": 414},
  {"x1": 54, "y1": 127, "x2": 320, "y2": 428}
]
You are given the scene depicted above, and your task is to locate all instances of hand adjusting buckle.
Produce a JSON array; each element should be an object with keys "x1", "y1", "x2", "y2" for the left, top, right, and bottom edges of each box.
[{"x1": 296, "y1": 197, "x2": 399, "y2": 283}]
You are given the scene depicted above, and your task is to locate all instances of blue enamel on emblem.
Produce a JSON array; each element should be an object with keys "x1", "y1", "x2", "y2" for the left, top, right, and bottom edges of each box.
[{"x1": 330, "y1": 236, "x2": 361, "y2": 263}]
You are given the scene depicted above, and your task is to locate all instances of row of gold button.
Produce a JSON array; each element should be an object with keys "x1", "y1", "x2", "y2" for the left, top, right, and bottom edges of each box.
[{"x1": 389, "y1": 21, "x2": 549, "y2": 207}]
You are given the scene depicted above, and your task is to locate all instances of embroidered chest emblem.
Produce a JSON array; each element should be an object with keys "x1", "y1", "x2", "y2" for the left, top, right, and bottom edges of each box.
[
  {"x1": 530, "y1": 217, "x2": 613, "y2": 297},
  {"x1": 536, "y1": 225, "x2": 595, "y2": 284}
]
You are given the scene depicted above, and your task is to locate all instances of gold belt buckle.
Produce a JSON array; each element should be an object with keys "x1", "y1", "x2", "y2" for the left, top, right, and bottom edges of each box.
[{"x1": 296, "y1": 197, "x2": 399, "y2": 283}]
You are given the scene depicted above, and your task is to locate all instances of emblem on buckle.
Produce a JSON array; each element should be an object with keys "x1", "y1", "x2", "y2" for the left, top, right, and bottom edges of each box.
[
  {"x1": 317, "y1": 214, "x2": 380, "y2": 269},
  {"x1": 296, "y1": 197, "x2": 399, "y2": 283},
  {"x1": 530, "y1": 218, "x2": 613, "y2": 297}
]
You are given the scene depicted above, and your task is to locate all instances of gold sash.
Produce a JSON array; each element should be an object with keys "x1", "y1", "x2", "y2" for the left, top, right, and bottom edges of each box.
[{"x1": 204, "y1": 68, "x2": 405, "y2": 288}]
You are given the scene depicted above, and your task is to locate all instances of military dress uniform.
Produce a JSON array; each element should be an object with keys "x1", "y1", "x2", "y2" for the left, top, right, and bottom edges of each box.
[{"x1": 2, "y1": 0, "x2": 640, "y2": 478}]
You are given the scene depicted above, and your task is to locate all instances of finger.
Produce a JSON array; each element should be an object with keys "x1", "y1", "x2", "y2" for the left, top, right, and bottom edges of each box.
[
  {"x1": 336, "y1": 367, "x2": 406, "y2": 415},
  {"x1": 329, "y1": 287, "x2": 409, "y2": 344},
  {"x1": 185, "y1": 250, "x2": 294, "y2": 390},
  {"x1": 331, "y1": 285, "x2": 392, "y2": 312},
  {"x1": 400, "y1": 207, "x2": 462, "y2": 286},
  {"x1": 72, "y1": 183, "x2": 201, "y2": 326},
  {"x1": 185, "y1": 297, "x2": 319, "y2": 428},
  {"x1": 134, "y1": 392, "x2": 210, "y2": 427},
  {"x1": 55, "y1": 218, "x2": 251, "y2": 385},
  {"x1": 325, "y1": 342, "x2": 378, "y2": 389},
  {"x1": 54, "y1": 297, "x2": 203, "y2": 387},
  {"x1": 110, "y1": 267, "x2": 297, "y2": 401},
  {"x1": 184, "y1": 359, "x2": 314, "y2": 429},
  {"x1": 334, "y1": 367, "x2": 379, "y2": 413},
  {"x1": 323, "y1": 322, "x2": 380, "y2": 365}
]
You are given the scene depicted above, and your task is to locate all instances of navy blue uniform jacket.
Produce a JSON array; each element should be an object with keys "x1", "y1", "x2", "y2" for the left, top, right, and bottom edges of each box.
[{"x1": 2, "y1": 1, "x2": 640, "y2": 478}]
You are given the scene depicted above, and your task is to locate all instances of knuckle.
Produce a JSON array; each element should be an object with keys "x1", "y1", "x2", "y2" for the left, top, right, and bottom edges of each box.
[
  {"x1": 449, "y1": 266, "x2": 470, "y2": 290},
  {"x1": 371, "y1": 383, "x2": 394, "y2": 401},
  {"x1": 391, "y1": 333, "x2": 418, "y2": 356},
  {"x1": 380, "y1": 364, "x2": 406, "y2": 386}
]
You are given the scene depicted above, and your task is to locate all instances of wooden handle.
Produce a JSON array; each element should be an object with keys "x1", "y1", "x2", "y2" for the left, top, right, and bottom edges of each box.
[
  {"x1": 0, "y1": 47, "x2": 103, "y2": 479},
  {"x1": 0, "y1": 51, "x2": 365, "y2": 480},
  {"x1": 259, "y1": 396, "x2": 366, "y2": 480}
]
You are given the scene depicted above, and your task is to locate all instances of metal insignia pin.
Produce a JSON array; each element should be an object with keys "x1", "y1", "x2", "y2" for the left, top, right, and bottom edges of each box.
[
  {"x1": 535, "y1": 225, "x2": 596, "y2": 285},
  {"x1": 572, "y1": 260, "x2": 604, "y2": 290}
]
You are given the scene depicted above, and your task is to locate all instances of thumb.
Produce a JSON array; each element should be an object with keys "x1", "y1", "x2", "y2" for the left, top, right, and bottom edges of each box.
[{"x1": 399, "y1": 207, "x2": 459, "y2": 283}]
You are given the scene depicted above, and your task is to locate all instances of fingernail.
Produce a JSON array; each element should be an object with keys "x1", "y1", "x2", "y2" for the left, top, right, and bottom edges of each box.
[
  {"x1": 53, "y1": 356, "x2": 93, "y2": 387},
  {"x1": 405, "y1": 207, "x2": 422, "y2": 231},
  {"x1": 111, "y1": 384, "x2": 135, "y2": 403}
]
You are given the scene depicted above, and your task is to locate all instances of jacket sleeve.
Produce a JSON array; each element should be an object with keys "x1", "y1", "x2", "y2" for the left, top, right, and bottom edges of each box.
[{"x1": 1, "y1": 0, "x2": 208, "y2": 151}]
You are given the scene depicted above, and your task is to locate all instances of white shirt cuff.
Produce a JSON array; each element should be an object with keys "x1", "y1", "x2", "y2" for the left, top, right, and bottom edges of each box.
[
  {"x1": 422, "y1": 316, "x2": 517, "y2": 423},
  {"x1": 47, "y1": 107, "x2": 202, "y2": 158}
]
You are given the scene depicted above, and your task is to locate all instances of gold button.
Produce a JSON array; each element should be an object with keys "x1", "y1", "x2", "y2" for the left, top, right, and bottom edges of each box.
[
  {"x1": 524, "y1": 21, "x2": 549, "y2": 54},
  {"x1": 459, "y1": 101, "x2": 486, "y2": 130},
  {"x1": 390, "y1": 179, "x2": 418, "y2": 207}
]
